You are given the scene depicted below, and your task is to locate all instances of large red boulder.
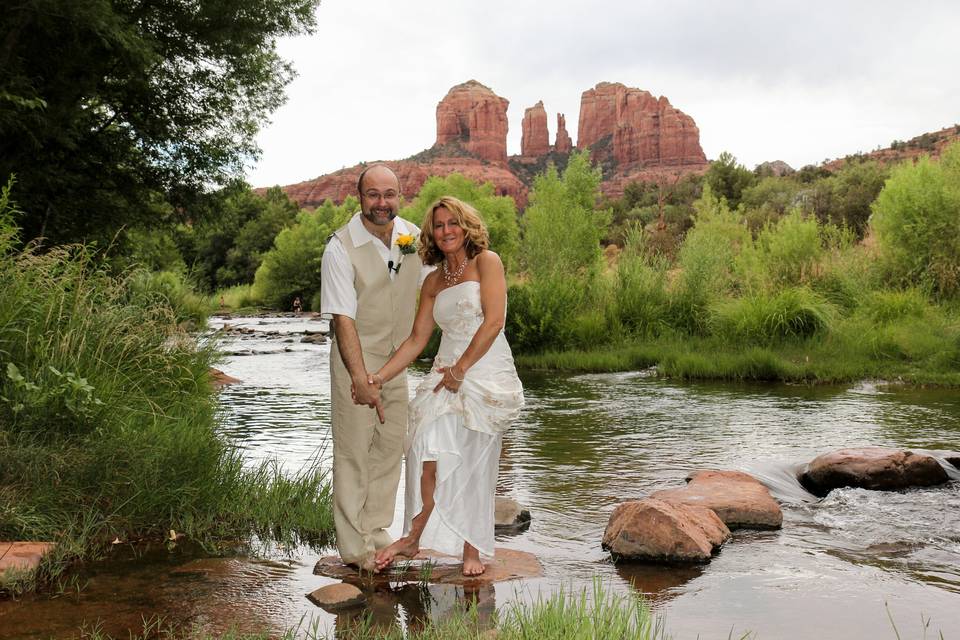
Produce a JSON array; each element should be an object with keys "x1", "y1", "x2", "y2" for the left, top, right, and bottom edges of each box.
[
  {"x1": 602, "y1": 498, "x2": 730, "y2": 563},
  {"x1": 799, "y1": 447, "x2": 949, "y2": 497},
  {"x1": 652, "y1": 470, "x2": 782, "y2": 530}
]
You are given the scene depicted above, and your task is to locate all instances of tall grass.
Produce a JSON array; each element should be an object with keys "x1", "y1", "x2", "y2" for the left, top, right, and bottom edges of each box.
[{"x1": 0, "y1": 190, "x2": 333, "y2": 595}]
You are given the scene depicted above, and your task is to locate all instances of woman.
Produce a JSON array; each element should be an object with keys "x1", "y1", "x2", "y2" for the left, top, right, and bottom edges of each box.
[{"x1": 369, "y1": 196, "x2": 523, "y2": 576}]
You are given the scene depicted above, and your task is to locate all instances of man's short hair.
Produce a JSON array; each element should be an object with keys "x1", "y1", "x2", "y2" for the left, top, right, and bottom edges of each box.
[{"x1": 356, "y1": 164, "x2": 400, "y2": 195}]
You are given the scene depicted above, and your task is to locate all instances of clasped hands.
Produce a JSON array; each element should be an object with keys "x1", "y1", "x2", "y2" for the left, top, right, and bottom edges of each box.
[{"x1": 350, "y1": 365, "x2": 466, "y2": 424}]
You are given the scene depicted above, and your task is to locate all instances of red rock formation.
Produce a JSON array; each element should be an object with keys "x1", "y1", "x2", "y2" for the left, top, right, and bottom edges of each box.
[
  {"x1": 555, "y1": 113, "x2": 572, "y2": 154},
  {"x1": 276, "y1": 158, "x2": 528, "y2": 210},
  {"x1": 266, "y1": 80, "x2": 711, "y2": 209},
  {"x1": 577, "y1": 82, "x2": 706, "y2": 168},
  {"x1": 521, "y1": 101, "x2": 550, "y2": 157},
  {"x1": 435, "y1": 80, "x2": 509, "y2": 164}
]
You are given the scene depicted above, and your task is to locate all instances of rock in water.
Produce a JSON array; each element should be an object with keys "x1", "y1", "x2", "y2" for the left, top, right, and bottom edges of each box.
[
  {"x1": 652, "y1": 470, "x2": 783, "y2": 530},
  {"x1": 799, "y1": 447, "x2": 949, "y2": 497},
  {"x1": 602, "y1": 498, "x2": 730, "y2": 563},
  {"x1": 306, "y1": 582, "x2": 366, "y2": 611},
  {"x1": 494, "y1": 496, "x2": 531, "y2": 533}
]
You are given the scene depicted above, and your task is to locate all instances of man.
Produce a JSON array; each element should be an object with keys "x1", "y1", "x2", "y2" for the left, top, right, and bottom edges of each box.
[{"x1": 320, "y1": 164, "x2": 423, "y2": 569}]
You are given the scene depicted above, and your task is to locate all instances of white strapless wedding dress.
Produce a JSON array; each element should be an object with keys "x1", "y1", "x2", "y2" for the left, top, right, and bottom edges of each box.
[{"x1": 402, "y1": 280, "x2": 524, "y2": 559}]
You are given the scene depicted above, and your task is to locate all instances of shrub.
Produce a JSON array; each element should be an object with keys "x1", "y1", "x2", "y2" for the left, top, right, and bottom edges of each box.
[
  {"x1": 871, "y1": 143, "x2": 960, "y2": 298},
  {"x1": 711, "y1": 287, "x2": 836, "y2": 343}
]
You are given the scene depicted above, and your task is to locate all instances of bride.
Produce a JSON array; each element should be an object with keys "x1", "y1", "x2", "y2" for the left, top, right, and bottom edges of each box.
[{"x1": 366, "y1": 195, "x2": 524, "y2": 576}]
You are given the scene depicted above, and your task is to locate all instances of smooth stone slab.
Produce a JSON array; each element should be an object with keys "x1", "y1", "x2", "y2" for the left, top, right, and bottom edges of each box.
[
  {"x1": 306, "y1": 582, "x2": 366, "y2": 611},
  {"x1": 602, "y1": 498, "x2": 730, "y2": 564},
  {"x1": 494, "y1": 496, "x2": 531, "y2": 534},
  {"x1": 0, "y1": 542, "x2": 55, "y2": 574},
  {"x1": 313, "y1": 548, "x2": 542, "y2": 586},
  {"x1": 652, "y1": 469, "x2": 783, "y2": 530},
  {"x1": 799, "y1": 447, "x2": 949, "y2": 497},
  {"x1": 209, "y1": 368, "x2": 242, "y2": 388}
]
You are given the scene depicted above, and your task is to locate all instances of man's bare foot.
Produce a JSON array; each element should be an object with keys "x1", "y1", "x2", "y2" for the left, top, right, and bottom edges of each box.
[
  {"x1": 462, "y1": 543, "x2": 485, "y2": 577},
  {"x1": 374, "y1": 536, "x2": 419, "y2": 572}
]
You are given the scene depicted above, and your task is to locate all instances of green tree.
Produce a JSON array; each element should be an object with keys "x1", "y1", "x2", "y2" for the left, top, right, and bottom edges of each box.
[
  {"x1": 508, "y1": 152, "x2": 611, "y2": 351},
  {"x1": 180, "y1": 183, "x2": 299, "y2": 290},
  {"x1": 0, "y1": 0, "x2": 318, "y2": 246},
  {"x1": 402, "y1": 174, "x2": 520, "y2": 271},
  {"x1": 521, "y1": 151, "x2": 609, "y2": 281},
  {"x1": 252, "y1": 197, "x2": 355, "y2": 309},
  {"x1": 870, "y1": 144, "x2": 960, "y2": 298},
  {"x1": 704, "y1": 152, "x2": 756, "y2": 210}
]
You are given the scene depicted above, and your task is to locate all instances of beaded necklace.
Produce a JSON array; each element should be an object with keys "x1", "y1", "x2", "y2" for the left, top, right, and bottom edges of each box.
[{"x1": 442, "y1": 255, "x2": 470, "y2": 287}]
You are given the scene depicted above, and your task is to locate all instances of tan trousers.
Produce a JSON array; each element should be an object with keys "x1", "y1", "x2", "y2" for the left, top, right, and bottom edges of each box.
[{"x1": 330, "y1": 344, "x2": 408, "y2": 564}]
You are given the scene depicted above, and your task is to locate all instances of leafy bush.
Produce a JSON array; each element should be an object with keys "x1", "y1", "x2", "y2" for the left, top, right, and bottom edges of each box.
[
  {"x1": 711, "y1": 287, "x2": 836, "y2": 343},
  {"x1": 614, "y1": 226, "x2": 669, "y2": 335},
  {"x1": 669, "y1": 186, "x2": 750, "y2": 333},
  {"x1": 871, "y1": 143, "x2": 960, "y2": 298}
]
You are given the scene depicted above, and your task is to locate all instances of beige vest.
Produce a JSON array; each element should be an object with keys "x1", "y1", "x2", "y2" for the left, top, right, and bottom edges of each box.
[{"x1": 333, "y1": 223, "x2": 421, "y2": 357}]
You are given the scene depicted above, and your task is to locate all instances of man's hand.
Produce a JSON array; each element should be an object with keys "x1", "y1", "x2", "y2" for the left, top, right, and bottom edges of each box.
[{"x1": 351, "y1": 374, "x2": 385, "y2": 424}]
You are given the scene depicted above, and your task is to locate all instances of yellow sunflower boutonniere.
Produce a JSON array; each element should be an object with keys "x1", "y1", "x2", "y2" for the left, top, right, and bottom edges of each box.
[{"x1": 396, "y1": 233, "x2": 417, "y2": 255}]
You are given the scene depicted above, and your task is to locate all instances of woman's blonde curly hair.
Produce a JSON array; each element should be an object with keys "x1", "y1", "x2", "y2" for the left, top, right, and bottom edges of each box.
[{"x1": 418, "y1": 196, "x2": 489, "y2": 266}]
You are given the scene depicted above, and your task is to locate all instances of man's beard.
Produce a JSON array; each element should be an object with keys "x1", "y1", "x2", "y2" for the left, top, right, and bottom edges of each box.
[{"x1": 362, "y1": 207, "x2": 396, "y2": 225}]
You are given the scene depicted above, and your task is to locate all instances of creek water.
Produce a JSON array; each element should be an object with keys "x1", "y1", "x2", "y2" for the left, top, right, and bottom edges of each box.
[{"x1": 2, "y1": 315, "x2": 959, "y2": 639}]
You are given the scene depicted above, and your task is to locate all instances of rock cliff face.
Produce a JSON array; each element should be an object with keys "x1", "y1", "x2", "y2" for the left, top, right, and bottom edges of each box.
[
  {"x1": 555, "y1": 113, "x2": 572, "y2": 154},
  {"x1": 577, "y1": 82, "x2": 706, "y2": 168},
  {"x1": 268, "y1": 79, "x2": 710, "y2": 209},
  {"x1": 520, "y1": 101, "x2": 550, "y2": 157},
  {"x1": 277, "y1": 158, "x2": 528, "y2": 210},
  {"x1": 435, "y1": 80, "x2": 509, "y2": 164}
]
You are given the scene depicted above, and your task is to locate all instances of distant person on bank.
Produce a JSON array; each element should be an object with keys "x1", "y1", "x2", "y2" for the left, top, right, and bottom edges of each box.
[{"x1": 319, "y1": 164, "x2": 424, "y2": 570}]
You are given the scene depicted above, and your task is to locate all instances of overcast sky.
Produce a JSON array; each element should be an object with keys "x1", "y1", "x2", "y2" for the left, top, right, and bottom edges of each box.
[{"x1": 245, "y1": 0, "x2": 959, "y2": 188}]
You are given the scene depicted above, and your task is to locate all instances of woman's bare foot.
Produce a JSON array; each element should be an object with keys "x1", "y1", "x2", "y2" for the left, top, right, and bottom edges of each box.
[
  {"x1": 462, "y1": 542, "x2": 485, "y2": 576},
  {"x1": 374, "y1": 536, "x2": 420, "y2": 572}
]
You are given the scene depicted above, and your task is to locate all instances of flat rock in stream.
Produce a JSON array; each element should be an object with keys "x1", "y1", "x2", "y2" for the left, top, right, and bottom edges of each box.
[
  {"x1": 0, "y1": 542, "x2": 55, "y2": 574},
  {"x1": 313, "y1": 548, "x2": 542, "y2": 586},
  {"x1": 799, "y1": 447, "x2": 949, "y2": 497},
  {"x1": 602, "y1": 498, "x2": 730, "y2": 564},
  {"x1": 651, "y1": 470, "x2": 782, "y2": 530},
  {"x1": 306, "y1": 582, "x2": 366, "y2": 611}
]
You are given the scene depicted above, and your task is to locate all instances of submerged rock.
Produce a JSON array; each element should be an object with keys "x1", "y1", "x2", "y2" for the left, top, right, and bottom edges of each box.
[
  {"x1": 494, "y1": 496, "x2": 531, "y2": 533},
  {"x1": 602, "y1": 498, "x2": 730, "y2": 563},
  {"x1": 301, "y1": 333, "x2": 328, "y2": 344},
  {"x1": 799, "y1": 447, "x2": 949, "y2": 497},
  {"x1": 652, "y1": 470, "x2": 782, "y2": 530},
  {"x1": 306, "y1": 582, "x2": 366, "y2": 611},
  {"x1": 0, "y1": 542, "x2": 55, "y2": 574}
]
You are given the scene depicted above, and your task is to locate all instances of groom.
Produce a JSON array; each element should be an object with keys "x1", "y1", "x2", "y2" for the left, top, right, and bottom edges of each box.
[{"x1": 320, "y1": 164, "x2": 423, "y2": 569}]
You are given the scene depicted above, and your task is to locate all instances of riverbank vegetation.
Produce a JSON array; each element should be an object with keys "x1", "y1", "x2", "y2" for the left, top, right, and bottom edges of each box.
[
  {"x1": 0, "y1": 185, "x2": 333, "y2": 596},
  {"x1": 507, "y1": 146, "x2": 960, "y2": 385}
]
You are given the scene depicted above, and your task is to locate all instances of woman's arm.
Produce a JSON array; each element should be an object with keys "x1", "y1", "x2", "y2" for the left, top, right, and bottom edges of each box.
[
  {"x1": 435, "y1": 250, "x2": 506, "y2": 391},
  {"x1": 374, "y1": 271, "x2": 440, "y2": 385}
]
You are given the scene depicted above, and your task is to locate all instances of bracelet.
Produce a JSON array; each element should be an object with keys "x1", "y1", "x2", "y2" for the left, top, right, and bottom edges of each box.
[{"x1": 448, "y1": 367, "x2": 464, "y2": 382}]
